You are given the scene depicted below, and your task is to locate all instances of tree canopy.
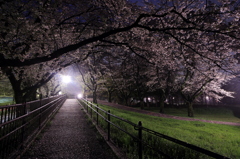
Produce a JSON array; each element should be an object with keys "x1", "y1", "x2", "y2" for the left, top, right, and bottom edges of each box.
[{"x1": 0, "y1": 0, "x2": 239, "y2": 114}]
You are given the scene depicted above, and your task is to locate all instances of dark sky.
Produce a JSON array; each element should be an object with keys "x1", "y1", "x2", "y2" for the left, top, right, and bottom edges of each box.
[
  {"x1": 128, "y1": 0, "x2": 154, "y2": 5},
  {"x1": 128, "y1": 0, "x2": 142, "y2": 5}
]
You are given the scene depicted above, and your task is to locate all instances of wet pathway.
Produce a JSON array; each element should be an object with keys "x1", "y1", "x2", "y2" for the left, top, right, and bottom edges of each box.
[{"x1": 21, "y1": 99, "x2": 117, "y2": 159}]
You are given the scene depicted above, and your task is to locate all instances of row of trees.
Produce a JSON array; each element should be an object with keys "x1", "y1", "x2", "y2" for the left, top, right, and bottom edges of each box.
[
  {"x1": 76, "y1": 48, "x2": 236, "y2": 117},
  {"x1": 0, "y1": 0, "x2": 239, "y2": 116}
]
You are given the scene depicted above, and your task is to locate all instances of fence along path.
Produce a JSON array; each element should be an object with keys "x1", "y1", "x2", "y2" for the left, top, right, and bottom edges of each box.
[
  {"x1": 21, "y1": 99, "x2": 117, "y2": 159},
  {"x1": 83, "y1": 99, "x2": 233, "y2": 159},
  {"x1": 0, "y1": 95, "x2": 66, "y2": 159}
]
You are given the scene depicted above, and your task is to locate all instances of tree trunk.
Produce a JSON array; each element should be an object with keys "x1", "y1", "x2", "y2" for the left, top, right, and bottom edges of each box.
[
  {"x1": 93, "y1": 91, "x2": 97, "y2": 104},
  {"x1": 187, "y1": 102, "x2": 194, "y2": 117},
  {"x1": 159, "y1": 99, "x2": 165, "y2": 113},
  {"x1": 154, "y1": 97, "x2": 158, "y2": 107},
  {"x1": 25, "y1": 88, "x2": 37, "y2": 102},
  {"x1": 124, "y1": 97, "x2": 129, "y2": 106},
  {"x1": 140, "y1": 100, "x2": 144, "y2": 110},
  {"x1": 4, "y1": 68, "x2": 23, "y2": 104},
  {"x1": 159, "y1": 92, "x2": 166, "y2": 113},
  {"x1": 14, "y1": 90, "x2": 25, "y2": 117},
  {"x1": 108, "y1": 90, "x2": 112, "y2": 103},
  {"x1": 145, "y1": 97, "x2": 149, "y2": 108},
  {"x1": 14, "y1": 91, "x2": 24, "y2": 104}
]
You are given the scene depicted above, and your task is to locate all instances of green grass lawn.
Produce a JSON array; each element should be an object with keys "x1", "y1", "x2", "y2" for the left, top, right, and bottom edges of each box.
[
  {"x1": 0, "y1": 102, "x2": 13, "y2": 106},
  {"x1": 96, "y1": 104, "x2": 240, "y2": 159},
  {"x1": 0, "y1": 97, "x2": 14, "y2": 106},
  {"x1": 140, "y1": 106, "x2": 240, "y2": 123}
]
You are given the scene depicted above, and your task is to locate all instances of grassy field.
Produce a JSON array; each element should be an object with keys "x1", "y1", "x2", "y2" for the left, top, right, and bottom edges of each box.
[
  {"x1": 140, "y1": 106, "x2": 240, "y2": 123},
  {"x1": 0, "y1": 97, "x2": 14, "y2": 106},
  {"x1": 0, "y1": 102, "x2": 14, "y2": 106},
  {"x1": 93, "y1": 104, "x2": 240, "y2": 159},
  {"x1": 0, "y1": 102, "x2": 13, "y2": 106}
]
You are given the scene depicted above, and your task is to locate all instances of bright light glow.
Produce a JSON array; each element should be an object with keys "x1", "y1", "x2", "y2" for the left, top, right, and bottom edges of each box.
[
  {"x1": 61, "y1": 75, "x2": 71, "y2": 83},
  {"x1": 206, "y1": 96, "x2": 209, "y2": 100},
  {"x1": 77, "y1": 93, "x2": 83, "y2": 98},
  {"x1": 59, "y1": 91, "x2": 62, "y2": 95}
]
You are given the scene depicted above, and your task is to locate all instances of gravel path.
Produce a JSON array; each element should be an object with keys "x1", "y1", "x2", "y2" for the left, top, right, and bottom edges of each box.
[
  {"x1": 21, "y1": 99, "x2": 118, "y2": 159},
  {"x1": 97, "y1": 100, "x2": 240, "y2": 126}
]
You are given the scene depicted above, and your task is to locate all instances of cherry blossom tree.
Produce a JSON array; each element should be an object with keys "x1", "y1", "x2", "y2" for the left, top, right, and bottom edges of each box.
[
  {"x1": 146, "y1": 67, "x2": 176, "y2": 113},
  {"x1": 3, "y1": 64, "x2": 59, "y2": 103},
  {"x1": 175, "y1": 47, "x2": 236, "y2": 117},
  {"x1": 38, "y1": 77, "x2": 61, "y2": 98},
  {"x1": 0, "y1": 0, "x2": 239, "y2": 107},
  {"x1": 94, "y1": 53, "x2": 118, "y2": 103},
  {"x1": 0, "y1": 0, "x2": 87, "y2": 102},
  {"x1": 76, "y1": 52, "x2": 106, "y2": 104},
  {"x1": 1, "y1": 0, "x2": 238, "y2": 68}
]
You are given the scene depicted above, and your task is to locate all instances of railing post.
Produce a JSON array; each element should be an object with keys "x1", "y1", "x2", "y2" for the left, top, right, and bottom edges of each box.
[
  {"x1": 96, "y1": 104, "x2": 99, "y2": 125},
  {"x1": 90, "y1": 102, "x2": 92, "y2": 118},
  {"x1": 108, "y1": 110, "x2": 110, "y2": 141},
  {"x1": 138, "y1": 121, "x2": 143, "y2": 159},
  {"x1": 39, "y1": 95, "x2": 42, "y2": 129},
  {"x1": 87, "y1": 102, "x2": 88, "y2": 113},
  {"x1": 4, "y1": 107, "x2": 7, "y2": 123},
  {"x1": 21, "y1": 102, "x2": 27, "y2": 149}
]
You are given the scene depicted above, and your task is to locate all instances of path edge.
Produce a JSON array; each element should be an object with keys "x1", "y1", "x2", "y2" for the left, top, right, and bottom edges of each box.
[
  {"x1": 16, "y1": 101, "x2": 64, "y2": 159},
  {"x1": 78, "y1": 101, "x2": 128, "y2": 159}
]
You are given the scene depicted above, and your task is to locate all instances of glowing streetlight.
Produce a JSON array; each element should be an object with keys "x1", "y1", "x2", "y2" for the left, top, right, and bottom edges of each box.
[
  {"x1": 77, "y1": 93, "x2": 83, "y2": 98},
  {"x1": 206, "y1": 96, "x2": 209, "y2": 101},
  {"x1": 61, "y1": 75, "x2": 71, "y2": 83}
]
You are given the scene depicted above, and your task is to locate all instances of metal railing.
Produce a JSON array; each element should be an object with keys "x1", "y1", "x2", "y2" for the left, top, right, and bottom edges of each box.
[
  {"x1": 0, "y1": 95, "x2": 63, "y2": 124},
  {"x1": 0, "y1": 95, "x2": 67, "y2": 159},
  {"x1": 79, "y1": 98, "x2": 230, "y2": 159}
]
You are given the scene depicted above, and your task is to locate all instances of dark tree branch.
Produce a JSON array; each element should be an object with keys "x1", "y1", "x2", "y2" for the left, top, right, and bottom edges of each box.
[
  {"x1": 0, "y1": 12, "x2": 169, "y2": 67},
  {"x1": 99, "y1": 39, "x2": 155, "y2": 65}
]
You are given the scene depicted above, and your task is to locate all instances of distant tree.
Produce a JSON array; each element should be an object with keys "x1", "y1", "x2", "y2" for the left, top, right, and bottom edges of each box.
[
  {"x1": 2, "y1": 65, "x2": 58, "y2": 103},
  {"x1": 144, "y1": 42, "x2": 179, "y2": 113},
  {"x1": 131, "y1": 57, "x2": 149, "y2": 108},
  {"x1": 176, "y1": 51, "x2": 235, "y2": 117},
  {"x1": 76, "y1": 52, "x2": 106, "y2": 104},
  {"x1": 96, "y1": 54, "x2": 117, "y2": 103},
  {"x1": 39, "y1": 77, "x2": 61, "y2": 98},
  {"x1": 147, "y1": 67, "x2": 176, "y2": 113},
  {"x1": 107, "y1": 53, "x2": 136, "y2": 106},
  {"x1": 221, "y1": 77, "x2": 240, "y2": 105}
]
